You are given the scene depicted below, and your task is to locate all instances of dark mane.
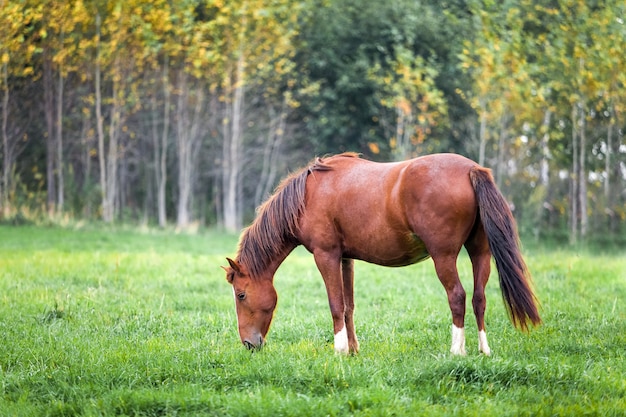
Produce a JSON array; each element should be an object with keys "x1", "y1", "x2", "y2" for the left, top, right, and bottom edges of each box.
[{"x1": 236, "y1": 153, "x2": 358, "y2": 278}]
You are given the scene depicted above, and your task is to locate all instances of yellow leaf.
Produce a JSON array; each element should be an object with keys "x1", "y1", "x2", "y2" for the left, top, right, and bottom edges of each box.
[{"x1": 368, "y1": 142, "x2": 380, "y2": 154}]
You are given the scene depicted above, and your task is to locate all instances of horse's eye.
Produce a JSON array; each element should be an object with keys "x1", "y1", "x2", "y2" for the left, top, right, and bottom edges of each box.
[{"x1": 237, "y1": 292, "x2": 246, "y2": 301}]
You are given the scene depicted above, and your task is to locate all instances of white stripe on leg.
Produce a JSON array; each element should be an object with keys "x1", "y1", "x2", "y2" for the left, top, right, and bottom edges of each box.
[
  {"x1": 450, "y1": 325, "x2": 467, "y2": 356},
  {"x1": 334, "y1": 326, "x2": 349, "y2": 354},
  {"x1": 478, "y1": 330, "x2": 491, "y2": 356}
]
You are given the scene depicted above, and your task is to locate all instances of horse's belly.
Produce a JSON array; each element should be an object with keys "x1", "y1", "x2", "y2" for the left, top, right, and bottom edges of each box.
[{"x1": 343, "y1": 231, "x2": 430, "y2": 267}]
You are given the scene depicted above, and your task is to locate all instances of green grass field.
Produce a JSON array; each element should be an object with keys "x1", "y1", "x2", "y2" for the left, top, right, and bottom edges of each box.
[{"x1": 0, "y1": 225, "x2": 624, "y2": 416}]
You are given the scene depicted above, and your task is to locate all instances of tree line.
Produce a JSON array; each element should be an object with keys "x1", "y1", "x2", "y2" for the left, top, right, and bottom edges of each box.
[{"x1": 1, "y1": 0, "x2": 625, "y2": 244}]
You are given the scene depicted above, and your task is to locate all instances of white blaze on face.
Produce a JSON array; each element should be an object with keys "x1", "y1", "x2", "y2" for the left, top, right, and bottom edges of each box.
[
  {"x1": 478, "y1": 330, "x2": 491, "y2": 356},
  {"x1": 450, "y1": 324, "x2": 467, "y2": 356},
  {"x1": 334, "y1": 326, "x2": 349, "y2": 354},
  {"x1": 232, "y1": 288, "x2": 241, "y2": 328}
]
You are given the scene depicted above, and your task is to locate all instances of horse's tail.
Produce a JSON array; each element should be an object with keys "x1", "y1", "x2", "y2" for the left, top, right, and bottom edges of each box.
[{"x1": 469, "y1": 166, "x2": 541, "y2": 331}]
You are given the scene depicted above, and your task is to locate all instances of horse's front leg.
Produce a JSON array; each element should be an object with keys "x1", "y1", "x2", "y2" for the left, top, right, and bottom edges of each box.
[
  {"x1": 314, "y1": 250, "x2": 349, "y2": 354},
  {"x1": 342, "y1": 258, "x2": 359, "y2": 354}
]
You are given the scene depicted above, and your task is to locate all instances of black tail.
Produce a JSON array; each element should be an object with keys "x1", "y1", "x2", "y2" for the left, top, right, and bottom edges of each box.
[{"x1": 470, "y1": 166, "x2": 541, "y2": 331}]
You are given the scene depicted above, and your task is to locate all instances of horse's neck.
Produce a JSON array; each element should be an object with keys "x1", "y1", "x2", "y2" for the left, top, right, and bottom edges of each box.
[
  {"x1": 265, "y1": 242, "x2": 298, "y2": 277},
  {"x1": 239, "y1": 239, "x2": 298, "y2": 279}
]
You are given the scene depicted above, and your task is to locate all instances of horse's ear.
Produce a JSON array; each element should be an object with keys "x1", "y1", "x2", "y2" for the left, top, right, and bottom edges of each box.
[
  {"x1": 226, "y1": 257, "x2": 242, "y2": 274},
  {"x1": 221, "y1": 265, "x2": 234, "y2": 284}
]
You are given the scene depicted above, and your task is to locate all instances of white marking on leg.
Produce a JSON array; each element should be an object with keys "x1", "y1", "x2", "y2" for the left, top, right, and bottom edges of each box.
[
  {"x1": 478, "y1": 330, "x2": 491, "y2": 356},
  {"x1": 450, "y1": 325, "x2": 467, "y2": 356},
  {"x1": 334, "y1": 326, "x2": 349, "y2": 354}
]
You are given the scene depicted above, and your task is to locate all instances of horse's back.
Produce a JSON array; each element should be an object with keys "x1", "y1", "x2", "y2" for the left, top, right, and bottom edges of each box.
[{"x1": 298, "y1": 153, "x2": 481, "y2": 265}]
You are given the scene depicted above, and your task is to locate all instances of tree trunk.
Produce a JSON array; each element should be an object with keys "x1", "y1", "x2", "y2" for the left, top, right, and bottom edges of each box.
[
  {"x1": 56, "y1": 64, "x2": 64, "y2": 212},
  {"x1": 151, "y1": 58, "x2": 170, "y2": 228},
  {"x1": 175, "y1": 70, "x2": 190, "y2": 228},
  {"x1": 105, "y1": 78, "x2": 121, "y2": 222},
  {"x1": 534, "y1": 108, "x2": 552, "y2": 241},
  {"x1": 570, "y1": 104, "x2": 579, "y2": 245},
  {"x1": 478, "y1": 98, "x2": 487, "y2": 166},
  {"x1": 81, "y1": 114, "x2": 93, "y2": 218},
  {"x1": 609, "y1": 116, "x2": 623, "y2": 233},
  {"x1": 254, "y1": 98, "x2": 287, "y2": 207},
  {"x1": 158, "y1": 60, "x2": 170, "y2": 228},
  {"x1": 94, "y1": 13, "x2": 109, "y2": 222},
  {"x1": 1, "y1": 61, "x2": 8, "y2": 217},
  {"x1": 495, "y1": 113, "x2": 507, "y2": 189},
  {"x1": 0, "y1": 60, "x2": 26, "y2": 218},
  {"x1": 44, "y1": 50, "x2": 56, "y2": 215},
  {"x1": 95, "y1": 13, "x2": 123, "y2": 224},
  {"x1": 175, "y1": 70, "x2": 204, "y2": 229},
  {"x1": 578, "y1": 102, "x2": 587, "y2": 238},
  {"x1": 222, "y1": 55, "x2": 245, "y2": 232},
  {"x1": 539, "y1": 109, "x2": 551, "y2": 188},
  {"x1": 604, "y1": 106, "x2": 613, "y2": 201}
]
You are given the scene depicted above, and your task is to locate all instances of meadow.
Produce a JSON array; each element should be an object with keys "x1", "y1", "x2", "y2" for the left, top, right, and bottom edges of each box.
[{"x1": 0, "y1": 225, "x2": 624, "y2": 416}]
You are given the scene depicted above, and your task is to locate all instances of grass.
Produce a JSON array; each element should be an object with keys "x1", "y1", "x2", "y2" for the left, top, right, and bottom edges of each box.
[{"x1": 0, "y1": 225, "x2": 624, "y2": 416}]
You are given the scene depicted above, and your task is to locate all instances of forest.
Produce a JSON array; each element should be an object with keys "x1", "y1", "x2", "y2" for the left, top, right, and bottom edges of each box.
[{"x1": 1, "y1": 0, "x2": 625, "y2": 244}]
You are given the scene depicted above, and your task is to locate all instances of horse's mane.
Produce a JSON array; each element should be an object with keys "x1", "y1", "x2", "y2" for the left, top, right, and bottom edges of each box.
[{"x1": 236, "y1": 153, "x2": 358, "y2": 278}]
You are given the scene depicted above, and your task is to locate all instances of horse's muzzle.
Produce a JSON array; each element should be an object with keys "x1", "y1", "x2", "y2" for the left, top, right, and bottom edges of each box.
[{"x1": 243, "y1": 336, "x2": 264, "y2": 351}]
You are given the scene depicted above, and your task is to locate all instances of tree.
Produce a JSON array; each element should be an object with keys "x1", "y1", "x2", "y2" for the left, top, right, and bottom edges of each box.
[
  {"x1": 0, "y1": 1, "x2": 41, "y2": 217},
  {"x1": 91, "y1": 1, "x2": 149, "y2": 222},
  {"x1": 370, "y1": 45, "x2": 446, "y2": 160},
  {"x1": 215, "y1": 0, "x2": 301, "y2": 232},
  {"x1": 140, "y1": 1, "x2": 175, "y2": 228},
  {"x1": 537, "y1": 0, "x2": 622, "y2": 242},
  {"x1": 38, "y1": 0, "x2": 85, "y2": 216},
  {"x1": 0, "y1": 0, "x2": 624, "y2": 243}
]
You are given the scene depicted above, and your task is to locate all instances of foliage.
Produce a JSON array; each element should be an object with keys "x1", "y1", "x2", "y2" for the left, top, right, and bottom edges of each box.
[
  {"x1": 459, "y1": 0, "x2": 626, "y2": 242},
  {"x1": 292, "y1": 0, "x2": 469, "y2": 159},
  {"x1": 0, "y1": 226, "x2": 625, "y2": 415},
  {"x1": 0, "y1": 0, "x2": 624, "y2": 241}
]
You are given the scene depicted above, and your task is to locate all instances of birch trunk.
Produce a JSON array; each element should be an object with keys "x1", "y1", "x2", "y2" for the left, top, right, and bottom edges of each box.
[
  {"x1": 570, "y1": 104, "x2": 579, "y2": 244},
  {"x1": 578, "y1": 102, "x2": 587, "y2": 238},
  {"x1": 94, "y1": 14, "x2": 122, "y2": 223},
  {"x1": 175, "y1": 70, "x2": 190, "y2": 228},
  {"x1": 604, "y1": 107, "x2": 613, "y2": 201},
  {"x1": 44, "y1": 51, "x2": 56, "y2": 215},
  {"x1": 539, "y1": 109, "x2": 551, "y2": 188},
  {"x1": 495, "y1": 114, "x2": 507, "y2": 189},
  {"x1": 533, "y1": 108, "x2": 552, "y2": 241},
  {"x1": 1, "y1": 62, "x2": 8, "y2": 217},
  {"x1": 105, "y1": 77, "x2": 121, "y2": 222},
  {"x1": 94, "y1": 13, "x2": 109, "y2": 222},
  {"x1": 478, "y1": 98, "x2": 487, "y2": 166},
  {"x1": 152, "y1": 58, "x2": 170, "y2": 228},
  {"x1": 56, "y1": 64, "x2": 64, "y2": 212},
  {"x1": 254, "y1": 99, "x2": 287, "y2": 207},
  {"x1": 175, "y1": 71, "x2": 204, "y2": 229},
  {"x1": 222, "y1": 55, "x2": 245, "y2": 232},
  {"x1": 158, "y1": 62, "x2": 170, "y2": 228}
]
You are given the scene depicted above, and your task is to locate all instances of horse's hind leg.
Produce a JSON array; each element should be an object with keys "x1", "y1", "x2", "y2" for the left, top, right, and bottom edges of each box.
[
  {"x1": 432, "y1": 255, "x2": 467, "y2": 355},
  {"x1": 466, "y1": 225, "x2": 492, "y2": 355},
  {"x1": 342, "y1": 258, "x2": 359, "y2": 353}
]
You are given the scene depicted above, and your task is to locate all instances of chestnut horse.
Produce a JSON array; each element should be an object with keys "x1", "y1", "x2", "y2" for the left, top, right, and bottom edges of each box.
[{"x1": 224, "y1": 153, "x2": 540, "y2": 355}]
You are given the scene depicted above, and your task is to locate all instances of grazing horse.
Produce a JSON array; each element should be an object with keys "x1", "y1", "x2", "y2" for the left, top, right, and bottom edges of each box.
[{"x1": 223, "y1": 153, "x2": 540, "y2": 355}]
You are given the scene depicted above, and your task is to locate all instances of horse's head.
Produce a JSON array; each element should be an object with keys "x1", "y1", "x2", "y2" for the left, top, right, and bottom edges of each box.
[{"x1": 223, "y1": 257, "x2": 277, "y2": 350}]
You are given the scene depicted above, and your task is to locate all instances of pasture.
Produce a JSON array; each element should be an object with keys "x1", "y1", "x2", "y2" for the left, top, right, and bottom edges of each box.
[{"x1": 0, "y1": 225, "x2": 624, "y2": 416}]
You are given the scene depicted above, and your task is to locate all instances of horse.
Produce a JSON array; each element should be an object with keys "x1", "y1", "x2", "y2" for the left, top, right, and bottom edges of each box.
[{"x1": 223, "y1": 152, "x2": 540, "y2": 355}]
